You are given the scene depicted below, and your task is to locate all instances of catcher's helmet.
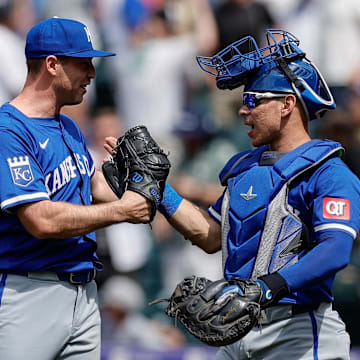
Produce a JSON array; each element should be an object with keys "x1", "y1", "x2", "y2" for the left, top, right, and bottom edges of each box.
[{"x1": 197, "y1": 29, "x2": 335, "y2": 121}]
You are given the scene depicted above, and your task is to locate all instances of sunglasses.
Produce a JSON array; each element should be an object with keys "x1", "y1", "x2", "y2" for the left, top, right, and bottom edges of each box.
[{"x1": 242, "y1": 92, "x2": 289, "y2": 108}]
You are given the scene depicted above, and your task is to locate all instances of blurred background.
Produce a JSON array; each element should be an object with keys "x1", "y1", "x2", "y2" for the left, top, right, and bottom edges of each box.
[{"x1": 2, "y1": 0, "x2": 360, "y2": 358}]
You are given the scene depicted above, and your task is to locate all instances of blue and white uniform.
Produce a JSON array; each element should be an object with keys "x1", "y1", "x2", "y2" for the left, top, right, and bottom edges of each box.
[
  {"x1": 0, "y1": 103, "x2": 102, "y2": 272},
  {"x1": 0, "y1": 103, "x2": 101, "y2": 273},
  {"x1": 0, "y1": 103, "x2": 102, "y2": 359},
  {"x1": 209, "y1": 140, "x2": 360, "y2": 360},
  {"x1": 194, "y1": 27, "x2": 358, "y2": 360}
]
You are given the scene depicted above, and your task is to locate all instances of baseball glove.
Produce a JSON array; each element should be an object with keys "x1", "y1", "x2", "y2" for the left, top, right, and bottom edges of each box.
[
  {"x1": 102, "y1": 125, "x2": 171, "y2": 221},
  {"x1": 149, "y1": 275, "x2": 262, "y2": 347}
]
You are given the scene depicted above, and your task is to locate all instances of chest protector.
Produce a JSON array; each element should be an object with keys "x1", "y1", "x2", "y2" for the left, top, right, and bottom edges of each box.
[{"x1": 220, "y1": 139, "x2": 343, "y2": 280}]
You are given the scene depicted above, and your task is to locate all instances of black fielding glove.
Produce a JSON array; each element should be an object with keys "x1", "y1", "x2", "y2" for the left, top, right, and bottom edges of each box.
[{"x1": 102, "y1": 125, "x2": 171, "y2": 221}]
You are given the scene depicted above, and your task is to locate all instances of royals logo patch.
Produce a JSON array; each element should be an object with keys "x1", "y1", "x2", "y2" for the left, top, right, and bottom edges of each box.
[
  {"x1": 7, "y1": 156, "x2": 34, "y2": 187},
  {"x1": 323, "y1": 197, "x2": 350, "y2": 220}
]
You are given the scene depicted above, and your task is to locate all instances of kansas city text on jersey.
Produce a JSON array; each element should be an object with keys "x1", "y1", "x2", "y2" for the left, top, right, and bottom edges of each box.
[{"x1": 44, "y1": 153, "x2": 93, "y2": 195}]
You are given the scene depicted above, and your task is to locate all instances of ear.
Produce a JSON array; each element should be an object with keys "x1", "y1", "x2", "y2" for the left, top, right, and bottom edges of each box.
[
  {"x1": 281, "y1": 94, "x2": 297, "y2": 117},
  {"x1": 45, "y1": 55, "x2": 59, "y2": 76}
]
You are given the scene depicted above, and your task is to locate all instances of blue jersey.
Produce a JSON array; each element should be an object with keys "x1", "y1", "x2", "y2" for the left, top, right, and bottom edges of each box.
[
  {"x1": 208, "y1": 140, "x2": 360, "y2": 305},
  {"x1": 0, "y1": 103, "x2": 101, "y2": 272}
]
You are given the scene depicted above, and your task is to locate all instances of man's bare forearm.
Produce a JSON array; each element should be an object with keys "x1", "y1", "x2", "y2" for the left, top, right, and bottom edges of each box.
[
  {"x1": 167, "y1": 199, "x2": 222, "y2": 254},
  {"x1": 17, "y1": 191, "x2": 151, "y2": 239}
]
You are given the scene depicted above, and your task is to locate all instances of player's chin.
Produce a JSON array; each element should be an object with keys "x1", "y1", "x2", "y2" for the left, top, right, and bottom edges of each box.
[
  {"x1": 77, "y1": 90, "x2": 87, "y2": 102},
  {"x1": 65, "y1": 95, "x2": 84, "y2": 106},
  {"x1": 250, "y1": 136, "x2": 262, "y2": 148},
  {"x1": 72, "y1": 88, "x2": 87, "y2": 102},
  {"x1": 250, "y1": 133, "x2": 270, "y2": 148}
]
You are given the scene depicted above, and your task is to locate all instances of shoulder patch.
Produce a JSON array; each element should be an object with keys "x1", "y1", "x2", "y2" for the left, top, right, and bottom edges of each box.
[
  {"x1": 7, "y1": 156, "x2": 34, "y2": 187},
  {"x1": 323, "y1": 197, "x2": 350, "y2": 220}
]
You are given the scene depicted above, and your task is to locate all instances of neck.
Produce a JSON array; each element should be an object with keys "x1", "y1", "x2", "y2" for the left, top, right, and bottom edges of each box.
[
  {"x1": 270, "y1": 132, "x2": 312, "y2": 152},
  {"x1": 270, "y1": 112, "x2": 311, "y2": 152},
  {"x1": 10, "y1": 86, "x2": 60, "y2": 118}
]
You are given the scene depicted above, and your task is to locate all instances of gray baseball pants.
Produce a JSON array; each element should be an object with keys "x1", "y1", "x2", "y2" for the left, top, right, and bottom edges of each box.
[
  {"x1": 216, "y1": 302, "x2": 350, "y2": 360},
  {"x1": 0, "y1": 272, "x2": 101, "y2": 360}
]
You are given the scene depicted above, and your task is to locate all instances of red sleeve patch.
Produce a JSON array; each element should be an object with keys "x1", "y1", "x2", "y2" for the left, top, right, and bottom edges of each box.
[{"x1": 323, "y1": 197, "x2": 350, "y2": 220}]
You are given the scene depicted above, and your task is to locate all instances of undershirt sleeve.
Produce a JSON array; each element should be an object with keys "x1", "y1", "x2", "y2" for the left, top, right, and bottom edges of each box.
[
  {"x1": 279, "y1": 229, "x2": 353, "y2": 291},
  {"x1": 207, "y1": 191, "x2": 225, "y2": 223}
]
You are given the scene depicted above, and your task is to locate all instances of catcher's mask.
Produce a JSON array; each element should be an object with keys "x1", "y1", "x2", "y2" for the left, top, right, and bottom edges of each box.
[{"x1": 197, "y1": 29, "x2": 335, "y2": 121}]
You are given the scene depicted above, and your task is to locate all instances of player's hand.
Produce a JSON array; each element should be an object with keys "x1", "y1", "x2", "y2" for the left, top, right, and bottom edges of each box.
[
  {"x1": 118, "y1": 190, "x2": 153, "y2": 224},
  {"x1": 102, "y1": 127, "x2": 171, "y2": 223},
  {"x1": 104, "y1": 136, "x2": 117, "y2": 157}
]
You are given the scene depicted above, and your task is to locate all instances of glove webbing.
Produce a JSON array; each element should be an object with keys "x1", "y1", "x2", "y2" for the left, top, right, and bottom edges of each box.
[
  {"x1": 114, "y1": 139, "x2": 131, "y2": 190},
  {"x1": 114, "y1": 135, "x2": 159, "y2": 192},
  {"x1": 125, "y1": 136, "x2": 159, "y2": 179}
]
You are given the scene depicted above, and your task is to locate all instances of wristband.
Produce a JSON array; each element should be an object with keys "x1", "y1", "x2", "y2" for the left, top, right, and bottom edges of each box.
[
  {"x1": 158, "y1": 183, "x2": 183, "y2": 219},
  {"x1": 255, "y1": 279, "x2": 272, "y2": 304},
  {"x1": 258, "y1": 273, "x2": 290, "y2": 308}
]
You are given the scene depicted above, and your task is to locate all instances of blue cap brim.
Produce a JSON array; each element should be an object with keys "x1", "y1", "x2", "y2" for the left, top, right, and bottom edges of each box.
[
  {"x1": 25, "y1": 50, "x2": 116, "y2": 58},
  {"x1": 62, "y1": 49, "x2": 116, "y2": 58}
]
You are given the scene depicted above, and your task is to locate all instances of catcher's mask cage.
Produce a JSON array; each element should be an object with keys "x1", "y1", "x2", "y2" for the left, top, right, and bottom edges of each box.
[{"x1": 197, "y1": 29, "x2": 336, "y2": 121}]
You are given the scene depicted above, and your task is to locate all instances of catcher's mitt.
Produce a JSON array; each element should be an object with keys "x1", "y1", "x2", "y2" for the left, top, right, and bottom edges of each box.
[
  {"x1": 102, "y1": 125, "x2": 171, "y2": 221},
  {"x1": 150, "y1": 275, "x2": 262, "y2": 347}
]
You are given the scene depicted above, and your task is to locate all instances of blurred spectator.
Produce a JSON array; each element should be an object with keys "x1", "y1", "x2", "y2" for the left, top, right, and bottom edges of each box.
[
  {"x1": 281, "y1": 0, "x2": 360, "y2": 108},
  {"x1": 100, "y1": 275, "x2": 186, "y2": 349},
  {"x1": 98, "y1": 0, "x2": 219, "y2": 174},
  {"x1": 213, "y1": 0, "x2": 275, "y2": 50},
  {"x1": 8, "y1": 0, "x2": 35, "y2": 36},
  {"x1": 209, "y1": 0, "x2": 277, "y2": 128},
  {"x1": 256, "y1": 0, "x2": 299, "y2": 24},
  {"x1": 318, "y1": 91, "x2": 360, "y2": 178},
  {"x1": 87, "y1": 107, "x2": 124, "y2": 166},
  {"x1": 171, "y1": 109, "x2": 243, "y2": 206},
  {"x1": 0, "y1": 0, "x2": 27, "y2": 105}
]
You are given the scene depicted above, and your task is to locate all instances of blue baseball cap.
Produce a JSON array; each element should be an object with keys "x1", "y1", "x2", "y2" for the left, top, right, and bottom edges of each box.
[{"x1": 25, "y1": 17, "x2": 116, "y2": 59}]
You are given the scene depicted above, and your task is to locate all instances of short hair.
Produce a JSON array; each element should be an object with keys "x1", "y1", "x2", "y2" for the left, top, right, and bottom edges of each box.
[
  {"x1": 26, "y1": 58, "x2": 44, "y2": 74},
  {"x1": 26, "y1": 56, "x2": 70, "y2": 75}
]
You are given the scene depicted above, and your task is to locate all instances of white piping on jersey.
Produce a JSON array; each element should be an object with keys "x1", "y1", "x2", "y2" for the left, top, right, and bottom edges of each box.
[
  {"x1": 208, "y1": 206, "x2": 221, "y2": 222},
  {"x1": 89, "y1": 163, "x2": 95, "y2": 176},
  {"x1": 1, "y1": 192, "x2": 49, "y2": 209},
  {"x1": 314, "y1": 223, "x2": 357, "y2": 239}
]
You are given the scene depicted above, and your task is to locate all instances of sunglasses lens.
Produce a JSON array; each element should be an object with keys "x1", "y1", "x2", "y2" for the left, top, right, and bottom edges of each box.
[{"x1": 243, "y1": 94, "x2": 257, "y2": 108}]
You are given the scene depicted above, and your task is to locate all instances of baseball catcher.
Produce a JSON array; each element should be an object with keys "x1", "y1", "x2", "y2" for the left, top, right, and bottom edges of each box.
[
  {"x1": 150, "y1": 275, "x2": 272, "y2": 347},
  {"x1": 148, "y1": 27, "x2": 360, "y2": 359},
  {"x1": 102, "y1": 125, "x2": 171, "y2": 221}
]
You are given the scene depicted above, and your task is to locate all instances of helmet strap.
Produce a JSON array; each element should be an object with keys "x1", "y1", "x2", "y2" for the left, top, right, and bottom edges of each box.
[{"x1": 276, "y1": 56, "x2": 305, "y2": 92}]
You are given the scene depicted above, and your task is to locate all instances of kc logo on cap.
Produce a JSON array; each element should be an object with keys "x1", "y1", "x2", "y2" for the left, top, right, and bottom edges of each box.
[
  {"x1": 84, "y1": 26, "x2": 92, "y2": 43},
  {"x1": 25, "y1": 17, "x2": 116, "y2": 59}
]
